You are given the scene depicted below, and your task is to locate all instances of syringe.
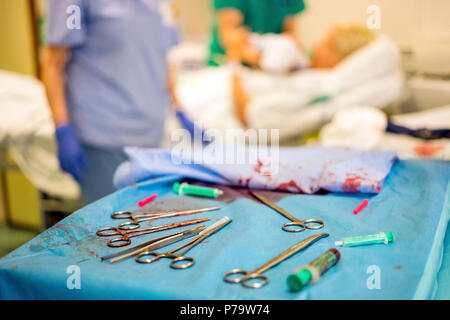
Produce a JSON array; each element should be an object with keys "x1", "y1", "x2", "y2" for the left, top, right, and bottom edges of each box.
[
  {"x1": 335, "y1": 232, "x2": 394, "y2": 247},
  {"x1": 287, "y1": 248, "x2": 341, "y2": 292},
  {"x1": 173, "y1": 182, "x2": 223, "y2": 198}
]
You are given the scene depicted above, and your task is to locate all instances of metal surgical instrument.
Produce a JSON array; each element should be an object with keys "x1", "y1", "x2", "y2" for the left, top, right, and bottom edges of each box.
[
  {"x1": 136, "y1": 216, "x2": 232, "y2": 269},
  {"x1": 224, "y1": 233, "x2": 329, "y2": 289},
  {"x1": 250, "y1": 191, "x2": 324, "y2": 232},
  {"x1": 101, "y1": 225, "x2": 206, "y2": 263},
  {"x1": 111, "y1": 206, "x2": 221, "y2": 230},
  {"x1": 96, "y1": 218, "x2": 210, "y2": 247}
]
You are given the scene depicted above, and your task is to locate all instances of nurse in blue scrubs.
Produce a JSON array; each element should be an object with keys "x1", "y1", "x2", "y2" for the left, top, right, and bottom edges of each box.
[{"x1": 42, "y1": 0, "x2": 180, "y2": 203}]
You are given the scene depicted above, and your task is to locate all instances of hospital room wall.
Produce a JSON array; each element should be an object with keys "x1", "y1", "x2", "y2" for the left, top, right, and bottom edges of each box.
[
  {"x1": 298, "y1": 0, "x2": 450, "y2": 75},
  {"x1": 0, "y1": 0, "x2": 37, "y2": 76},
  {"x1": 0, "y1": 0, "x2": 42, "y2": 230},
  {"x1": 0, "y1": 179, "x2": 5, "y2": 225},
  {"x1": 178, "y1": 0, "x2": 450, "y2": 74}
]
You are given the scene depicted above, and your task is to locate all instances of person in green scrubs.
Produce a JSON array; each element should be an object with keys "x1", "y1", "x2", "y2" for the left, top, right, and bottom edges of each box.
[{"x1": 208, "y1": 0, "x2": 306, "y2": 67}]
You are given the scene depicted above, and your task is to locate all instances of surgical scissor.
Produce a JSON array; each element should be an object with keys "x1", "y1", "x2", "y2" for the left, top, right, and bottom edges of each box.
[
  {"x1": 101, "y1": 225, "x2": 206, "y2": 263},
  {"x1": 111, "y1": 206, "x2": 221, "y2": 230},
  {"x1": 250, "y1": 191, "x2": 324, "y2": 232},
  {"x1": 224, "y1": 233, "x2": 328, "y2": 288},
  {"x1": 96, "y1": 218, "x2": 210, "y2": 247},
  {"x1": 136, "y1": 217, "x2": 232, "y2": 269}
]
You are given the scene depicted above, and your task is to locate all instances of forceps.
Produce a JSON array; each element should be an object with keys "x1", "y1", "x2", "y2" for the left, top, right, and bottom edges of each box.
[
  {"x1": 224, "y1": 233, "x2": 328, "y2": 288},
  {"x1": 112, "y1": 206, "x2": 221, "y2": 230},
  {"x1": 96, "y1": 218, "x2": 210, "y2": 247},
  {"x1": 250, "y1": 191, "x2": 324, "y2": 232},
  {"x1": 101, "y1": 225, "x2": 206, "y2": 263},
  {"x1": 136, "y1": 216, "x2": 232, "y2": 269}
]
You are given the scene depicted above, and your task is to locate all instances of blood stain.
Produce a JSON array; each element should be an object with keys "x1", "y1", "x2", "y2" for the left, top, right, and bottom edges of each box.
[
  {"x1": 342, "y1": 175, "x2": 364, "y2": 193},
  {"x1": 276, "y1": 180, "x2": 304, "y2": 193},
  {"x1": 254, "y1": 160, "x2": 272, "y2": 176},
  {"x1": 413, "y1": 143, "x2": 444, "y2": 157}
]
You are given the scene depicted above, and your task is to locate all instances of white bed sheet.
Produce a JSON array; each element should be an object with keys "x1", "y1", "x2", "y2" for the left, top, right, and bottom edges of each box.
[
  {"x1": 0, "y1": 70, "x2": 79, "y2": 199},
  {"x1": 175, "y1": 35, "x2": 404, "y2": 141}
]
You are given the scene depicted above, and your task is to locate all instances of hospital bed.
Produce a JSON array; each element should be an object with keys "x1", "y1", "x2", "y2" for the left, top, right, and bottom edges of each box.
[
  {"x1": 0, "y1": 70, "x2": 81, "y2": 228},
  {"x1": 169, "y1": 38, "x2": 450, "y2": 160},
  {"x1": 172, "y1": 36, "x2": 405, "y2": 143}
]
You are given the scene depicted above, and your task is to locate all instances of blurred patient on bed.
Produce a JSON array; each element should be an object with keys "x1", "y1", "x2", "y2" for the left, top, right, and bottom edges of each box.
[
  {"x1": 247, "y1": 32, "x2": 311, "y2": 73},
  {"x1": 175, "y1": 23, "x2": 402, "y2": 142},
  {"x1": 233, "y1": 24, "x2": 377, "y2": 125}
]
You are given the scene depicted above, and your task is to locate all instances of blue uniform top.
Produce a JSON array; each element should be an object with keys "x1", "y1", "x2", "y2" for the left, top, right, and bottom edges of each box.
[{"x1": 46, "y1": 0, "x2": 180, "y2": 148}]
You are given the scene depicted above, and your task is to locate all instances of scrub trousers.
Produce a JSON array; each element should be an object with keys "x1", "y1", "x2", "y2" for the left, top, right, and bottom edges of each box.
[{"x1": 80, "y1": 144, "x2": 128, "y2": 204}]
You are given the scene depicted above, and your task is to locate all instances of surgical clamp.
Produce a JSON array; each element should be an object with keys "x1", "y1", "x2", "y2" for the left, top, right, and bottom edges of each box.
[
  {"x1": 224, "y1": 233, "x2": 329, "y2": 288},
  {"x1": 112, "y1": 206, "x2": 221, "y2": 230},
  {"x1": 136, "y1": 217, "x2": 232, "y2": 269},
  {"x1": 96, "y1": 218, "x2": 210, "y2": 247},
  {"x1": 101, "y1": 225, "x2": 206, "y2": 263},
  {"x1": 250, "y1": 191, "x2": 324, "y2": 232}
]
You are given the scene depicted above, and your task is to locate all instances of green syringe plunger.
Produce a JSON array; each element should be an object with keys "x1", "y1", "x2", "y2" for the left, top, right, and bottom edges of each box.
[{"x1": 173, "y1": 182, "x2": 223, "y2": 198}]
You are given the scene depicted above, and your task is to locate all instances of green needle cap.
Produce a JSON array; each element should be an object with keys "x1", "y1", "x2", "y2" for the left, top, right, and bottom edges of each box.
[
  {"x1": 386, "y1": 232, "x2": 395, "y2": 243},
  {"x1": 287, "y1": 269, "x2": 312, "y2": 292},
  {"x1": 172, "y1": 182, "x2": 182, "y2": 194}
]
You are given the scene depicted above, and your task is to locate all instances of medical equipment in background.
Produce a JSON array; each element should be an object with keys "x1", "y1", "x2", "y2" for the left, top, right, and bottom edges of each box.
[
  {"x1": 224, "y1": 233, "x2": 329, "y2": 289},
  {"x1": 287, "y1": 248, "x2": 341, "y2": 292},
  {"x1": 386, "y1": 121, "x2": 450, "y2": 140},
  {"x1": 136, "y1": 217, "x2": 232, "y2": 269},
  {"x1": 111, "y1": 206, "x2": 221, "y2": 230},
  {"x1": 319, "y1": 105, "x2": 450, "y2": 160},
  {"x1": 101, "y1": 225, "x2": 206, "y2": 264},
  {"x1": 250, "y1": 191, "x2": 324, "y2": 232},
  {"x1": 96, "y1": 218, "x2": 210, "y2": 248},
  {"x1": 335, "y1": 232, "x2": 394, "y2": 247}
]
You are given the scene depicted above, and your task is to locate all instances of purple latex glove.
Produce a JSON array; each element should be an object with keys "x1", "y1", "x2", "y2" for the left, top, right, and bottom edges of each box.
[
  {"x1": 55, "y1": 124, "x2": 88, "y2": 183},
  {"x1": 175, "y1": 110, "x2": 210, "y2": 144}
]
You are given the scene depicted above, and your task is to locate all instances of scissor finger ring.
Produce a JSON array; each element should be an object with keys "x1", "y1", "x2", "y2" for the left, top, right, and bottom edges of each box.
[
  {"x1": 111, "y1": 211, "x2": 133, "y2": 219},
  {"x1": 170, "y1": 256, "x2": 195, "y2": 269},
  {"x1": 241, "y1": 273, "x2": 269, "y2": 289},
  {"x1": 282, "y1": 222, "x2": 306, "y2": 232},
  {"x1": 302, "y1": 219, "x2": 324, "y2": 229},
  {"x1": 96, "y1": 227, "x2": 119, "y2": 237},
  {"x1": 118, "y1": 221, "x2": 141, "y2": 230},
  {"x1": 224, "y1": 269, "x2": 249, "y2": 283},
  {"x1": 136, "y1": 251, "x2": 160, "y2": 264},
  {"x1": 108, "y1": 237, "x2": 131, "y2": 248}
]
